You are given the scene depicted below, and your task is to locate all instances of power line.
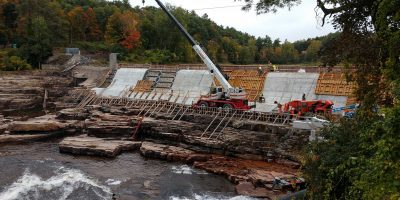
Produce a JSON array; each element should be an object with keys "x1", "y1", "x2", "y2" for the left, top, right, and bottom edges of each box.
[{"x1": 193, "y1": 4, "x2": 250, "y2": 11}]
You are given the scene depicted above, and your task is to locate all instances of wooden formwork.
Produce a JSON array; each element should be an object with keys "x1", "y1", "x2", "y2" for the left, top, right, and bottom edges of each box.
[
  {"x1": 315, "y1": 73, "x2": 356, "y2": 96},
  {"x1": 132, "y1": 80, "x2": 154, "y2": 93},
  {"x1": 214, "y1": 70, "x2": 267, "y2": 101}
]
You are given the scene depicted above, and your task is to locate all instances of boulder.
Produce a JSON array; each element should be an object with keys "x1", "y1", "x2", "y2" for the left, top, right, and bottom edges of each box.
[{"x1": 140, "y1": 142, "x2": 195, "y2": 162}]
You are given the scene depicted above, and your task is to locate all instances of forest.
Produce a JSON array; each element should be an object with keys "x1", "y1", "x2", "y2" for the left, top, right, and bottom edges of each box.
[{"x1": 0, "y1": 0, "x2": 336, "y2": 70}]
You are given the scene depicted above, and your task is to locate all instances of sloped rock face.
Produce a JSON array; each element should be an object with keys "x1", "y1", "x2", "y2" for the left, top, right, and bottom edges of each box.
[
  {"x1": 140, "y1": 117, "x2": 308, "y2": 163},
  {"x1": 59, "y1": 135, "x2": 141, "y2": 157},
  {"x1": 0, "y1": 70, "x2": 73, "y2": 113}
]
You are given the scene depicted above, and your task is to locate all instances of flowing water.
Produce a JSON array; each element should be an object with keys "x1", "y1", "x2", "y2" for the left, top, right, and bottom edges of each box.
[{"x1": 0, "y1": 141, "x2": 257, "y2": 200}]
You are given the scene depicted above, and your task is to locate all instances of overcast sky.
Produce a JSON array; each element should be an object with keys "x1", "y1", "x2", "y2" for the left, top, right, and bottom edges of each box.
[{"x1": 129, "y1": 0, "x2": 335, "y2": 42}]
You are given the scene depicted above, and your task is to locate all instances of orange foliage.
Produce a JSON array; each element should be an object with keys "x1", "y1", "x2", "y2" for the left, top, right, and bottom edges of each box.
[{"x1": 120, "y1": 31, "x2": 140, "y2": 50}]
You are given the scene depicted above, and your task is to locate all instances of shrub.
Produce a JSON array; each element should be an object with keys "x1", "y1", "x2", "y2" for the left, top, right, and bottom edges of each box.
[{"x1": 1, "y1": 56, "x2": 32, "y2": 71}]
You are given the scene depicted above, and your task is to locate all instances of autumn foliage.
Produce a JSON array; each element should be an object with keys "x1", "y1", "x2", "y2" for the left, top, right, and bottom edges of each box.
[{"x1": 105, "y1": 10, "x2": 141, "y2": 51}]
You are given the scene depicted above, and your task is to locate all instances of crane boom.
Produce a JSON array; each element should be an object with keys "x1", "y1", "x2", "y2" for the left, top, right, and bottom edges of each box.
[{"x1": 155, "y1": 0, "x2": 233, "y2": 92}]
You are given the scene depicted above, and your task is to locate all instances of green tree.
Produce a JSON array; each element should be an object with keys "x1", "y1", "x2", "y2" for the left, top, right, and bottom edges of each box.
[
  {"x1": 280, "y1": 40, "x2": 298, "y2": 63},
  {"x1": 305, "y1": 40, "x2": 321, "y2": 63},
  {"x1": 2, "y1": 2, "x2": 18, "y2": 44},
  {"x1": 19, "y1": 16, "x2": 52, "y2": 68}
]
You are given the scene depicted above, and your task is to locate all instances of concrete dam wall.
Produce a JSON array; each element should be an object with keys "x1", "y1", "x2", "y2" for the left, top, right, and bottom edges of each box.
[{"x1": 93, "y1": 68, "x2": 353, "y2": 112}]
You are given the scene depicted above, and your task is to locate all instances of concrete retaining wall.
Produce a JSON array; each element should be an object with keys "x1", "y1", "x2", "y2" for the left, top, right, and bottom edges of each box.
[{"x1": 92, "y1": 68, "x2": 349, "y2": 111}]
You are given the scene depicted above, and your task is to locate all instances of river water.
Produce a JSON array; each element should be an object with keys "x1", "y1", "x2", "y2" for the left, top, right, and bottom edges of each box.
[{"x1": 0, "y1": 141, "x2": 257, "y2": 200}]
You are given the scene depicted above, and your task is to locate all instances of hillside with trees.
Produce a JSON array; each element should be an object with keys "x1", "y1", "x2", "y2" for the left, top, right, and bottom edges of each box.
[{"x1": 1, "y1": 0, "x2": 338, "y2": 70}]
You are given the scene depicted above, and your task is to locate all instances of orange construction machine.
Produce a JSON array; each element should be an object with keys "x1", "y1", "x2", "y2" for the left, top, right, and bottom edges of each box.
[{"x1": 277, "y1": 100, "x2": 334, "y2": 116}]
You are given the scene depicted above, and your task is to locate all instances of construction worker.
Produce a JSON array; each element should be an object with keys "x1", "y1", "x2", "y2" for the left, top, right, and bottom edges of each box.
[
  {"x1": 257, "y1": 65, "x2": 264, "y2": 76},
  {"x1": 302, "y1": 93, "x2": 306, "y2": 101},
  {"x1": 259, "y1": 93, "x2": 265, "y2": 103},
  {"x1": 273, "y1": 64, "x2": 277, "y2": 72},
  {"x1": 274, "y1": 101, "x2": 283, "y2": 113}
]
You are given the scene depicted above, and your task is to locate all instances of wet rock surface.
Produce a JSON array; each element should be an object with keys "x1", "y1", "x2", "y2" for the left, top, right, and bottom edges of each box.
[
  {"x1": 0, "y1": 103, "x2": 309, "y2": 198},
  {"x1": 139, "y1": 141, "x2": 304, "y2": 198}
]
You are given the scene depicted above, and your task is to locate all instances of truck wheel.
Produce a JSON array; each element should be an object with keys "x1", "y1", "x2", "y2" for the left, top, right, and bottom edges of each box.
[
  {"x1": 223, "y1": 104, "x2": 233, "y2": 110},
  {"x1": 199, "y1": 101, "x2": 208, "y2": 108}
]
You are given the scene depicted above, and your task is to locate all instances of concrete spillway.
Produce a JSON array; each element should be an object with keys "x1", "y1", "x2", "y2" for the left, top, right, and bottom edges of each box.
[
  {"x1": 317, "y1": 95, "x2": 347, "y2": 109},
  {"x1": 255, "y1": 72, "x2": 319, "y2": 112},
  {"x1": 170, "y1": 70, "x2": 213, "y2": 105},
  {"x1": 91, "y1": 68, "x2": 349, "y2": 111},
  {"x1": 95, "y1": 68, "x2": 147, "y2": 97}
]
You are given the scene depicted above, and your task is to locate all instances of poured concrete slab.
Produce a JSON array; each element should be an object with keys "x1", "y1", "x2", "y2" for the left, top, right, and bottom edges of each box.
[
  {"x1": 255, "y1": 72, "x2": 319, "y2": 112},
  {"x1": 170, "y1": 70, "x2": 212, "y2": 104},
  {"x1": 95, "y1": 68, "x2": 148, "y2": 97},
  {"x1": 59, "y1": 135, "x2": 141, "y2": 157}
]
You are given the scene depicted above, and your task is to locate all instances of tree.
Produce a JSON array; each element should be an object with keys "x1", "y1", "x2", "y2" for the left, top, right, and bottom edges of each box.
[
  {"x1": 105, "y1": 10, "x2": 141, "y2": 51},
  {"x1": 256, "y1": 35, "x2": 272, "y2": 50},
  {"x1": 305, "y1": 40, "x2": 321, "y2": 63},
  {"x1": 86, "y1": 7, "x2": 102, "y2": 41},
  {"x1": 280, "y1": 40, "x2": 298, "y2": 63},
  {"x1": 19, "y1": 16, "x2": 52, "y2": 69},
  {"x1": 2, "y1": 2, "x2": 18, "y2": 29},
  {"x1": 0, "y1": 24, "x2": 7, "y2": 47},
  {"x1": 272, "y1": 38, "x2": 280, "y2": 48},
  {"x1": 17, "y1": 0, "x2": 69, "y2": 45},
  {"x1": 67, "y1": 6, "x2": 88, "y2": 42},
  {"x1": 2, "y1": 2, "x2": 18, "y2": 44}
]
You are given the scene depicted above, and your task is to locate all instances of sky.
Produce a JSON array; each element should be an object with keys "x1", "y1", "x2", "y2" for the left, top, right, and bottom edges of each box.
[{"x1": 129, "y1": 0, "x2": 336, "y2": 42}]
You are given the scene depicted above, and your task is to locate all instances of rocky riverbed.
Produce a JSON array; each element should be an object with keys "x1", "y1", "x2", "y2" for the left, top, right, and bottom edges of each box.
[
  {"x1": 0, "y1": 68, "x2": 309, "y2": 199},
  {"x1": 0, "y1": 105, "x2": 309, "y2": 199}
]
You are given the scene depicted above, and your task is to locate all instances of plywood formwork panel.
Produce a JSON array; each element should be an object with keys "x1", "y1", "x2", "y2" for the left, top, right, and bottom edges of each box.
[
  {"x1": 132, "y1": 80, "x2": 153, "y2": 93},
  {"x1": 315, "y1": 73, "x2": 356, "y2": 96},
  {"x1": 215, "y1": 70, "x2": 267, "y2": 101}
]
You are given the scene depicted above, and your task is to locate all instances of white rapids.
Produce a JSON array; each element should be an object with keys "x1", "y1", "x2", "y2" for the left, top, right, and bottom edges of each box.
[
  {"x1": 171, "y1": 165, "x2": 208, "y2": 175},
  {"x1": 0, "y1": 167, "x2": 112, "y2": 200}
]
